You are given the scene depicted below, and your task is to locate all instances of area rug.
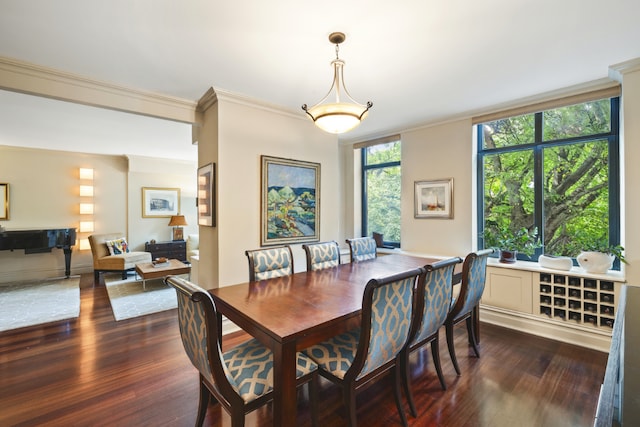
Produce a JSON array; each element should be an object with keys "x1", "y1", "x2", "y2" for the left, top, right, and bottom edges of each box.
[
  {"x1": 0, "y1": 277, "x2": 80, "y2": 332},
  {"x1": 104, "y1": 273, "x2": 181, "y2": 321}
]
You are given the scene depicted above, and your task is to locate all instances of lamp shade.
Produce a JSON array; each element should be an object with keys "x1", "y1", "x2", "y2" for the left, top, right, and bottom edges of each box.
[{"x1": 168, "y1": 215, "x2": 188, "y2": 226}]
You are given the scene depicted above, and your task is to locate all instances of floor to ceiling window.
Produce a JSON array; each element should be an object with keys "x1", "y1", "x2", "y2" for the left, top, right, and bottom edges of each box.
[
  {"x1": 476, "y1": 92, "x2": 621, "y2": 267},
  {"x1": 360, "y1": 137, "x2": 401, "y2": 247}
]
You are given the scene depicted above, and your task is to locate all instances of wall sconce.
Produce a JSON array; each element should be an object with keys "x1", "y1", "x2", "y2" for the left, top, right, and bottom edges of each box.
[
  {"x1": 79, "y1": 203, "x2": 94, "y2": 215},
  {"x1": 78, "y1": 167, "x2": 94, "y2": 250},
  {"x1": 79, "y1": 168, "x2": 94, "y2": 180},
  {"x1": 79, "y1": 221, "x2": 94, "y2": 233},
  {"x1": 79, "y1": 238, "x2": 91, "y2": 251},
  {"x1": 79, "y1": 185, "x2": 94, "y2": 197}
]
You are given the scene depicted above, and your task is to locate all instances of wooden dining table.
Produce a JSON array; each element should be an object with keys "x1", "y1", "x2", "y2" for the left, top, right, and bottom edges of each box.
[{"x1": 210, "y1": 253, "x2": 461, "y2": 427}]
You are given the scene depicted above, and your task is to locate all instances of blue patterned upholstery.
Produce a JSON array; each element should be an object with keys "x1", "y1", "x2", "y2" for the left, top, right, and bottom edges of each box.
[
  {"x1": 411, "y1": 261, "x2": 458, "y2": 346},
  {"x1": 346, "y1": 237, "x2": 377, "y2": 262},
  {"x1": 303, "y1": 241, "x2": 341, "y2": 271},
  {"x1": 167, "y1": 275, "x2": 318, "y2": 426},
  {"x1": 306, "y1": 268, "x2": 423, "y2": 426},
  {"x1": 445, "y1": 249, "x2": 493, "y2": 375},
  {"x1": 399, "y1": 257, "x2": 461, "y2": 417},
  {"x1": 245, "y1": 246, "x2": 294, "y2": 282}
]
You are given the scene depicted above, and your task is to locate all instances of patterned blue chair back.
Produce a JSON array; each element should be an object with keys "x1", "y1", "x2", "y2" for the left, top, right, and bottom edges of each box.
[
  {"x1": 347, "y1": 237, "x2": 377, "y2": 262},
  {"x1": 167, "y1": 275, "x2": 318, "y2": 406},
  {"x1": 357, "y1": 268, "x2": 423, "y2": 379},
  {"x1": 245, "y1": 246, "x2": 294, "y2": 281},
  {"x1": 168, "y1": 276, "x2": 232, "y2": 394},
  {"x1": 303, "y1": 241, "x2": 341, "y2": 271},
  {"x1": 410, "y1": 258, "x2": 461, "y2": 345},
  {"x1": 454, "y1": 249, "x2": 492, "y2": 319}
]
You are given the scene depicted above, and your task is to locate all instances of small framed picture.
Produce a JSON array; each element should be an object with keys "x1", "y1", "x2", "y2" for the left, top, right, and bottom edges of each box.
[
  {"x1": 0, "y1": 183, "x2": 8, "y2": 220},
  {"x1": 197, "y1": 163, "x2": 215, "y2": 226},
  {"x1": 414, "y1": 178, "x2": 454, "y2": 219},
  {"x1": 142, "y1": 187, "x2": 180, "y2": 218}
]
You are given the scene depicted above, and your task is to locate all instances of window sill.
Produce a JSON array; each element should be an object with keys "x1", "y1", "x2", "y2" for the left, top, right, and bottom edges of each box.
[{"x1": 487, "y1": 257, "x2": 625, "y2": 282}]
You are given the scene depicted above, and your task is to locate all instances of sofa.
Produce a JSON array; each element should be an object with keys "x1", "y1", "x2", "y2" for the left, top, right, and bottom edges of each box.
[
  {"x1": 88, "y1": 232, "x2": 152, "y2": 281},
  {"x1": 186, "y1": 234, "x2": 199, "y2": 261}
]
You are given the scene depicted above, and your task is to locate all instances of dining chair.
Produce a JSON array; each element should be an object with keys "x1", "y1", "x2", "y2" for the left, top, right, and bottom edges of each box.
[
  {"x1": 345, "y1": 236, "x2": 377, "y2": 263},
  {"x1": 245, "y1": 245, "x2": 294, "y2": 281},
  {"x1": 399, "y1": 257, "x2": 462, "y2": 418},
  {"x1": 302, "y1": 240, "x2": 341, "y2": 271},
  {"x1": 165, "y1": 275, "x2": 319, "y2": 427},
  {"x1": 305, "y1": 267, "x2": 425, "y2": 427},
  {"x1": 444, "y1": 248, "x2": 494, "y2": 375}
]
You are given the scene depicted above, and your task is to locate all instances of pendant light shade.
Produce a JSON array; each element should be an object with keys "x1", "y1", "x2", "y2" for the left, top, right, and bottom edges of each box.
[{"x1": 302, "y1": 32, "x2": 372, "y2": 134}]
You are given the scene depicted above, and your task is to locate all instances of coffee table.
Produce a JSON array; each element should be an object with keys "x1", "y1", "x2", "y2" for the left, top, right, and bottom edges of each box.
[{"x1": 135, "y1": 259, "x2": 191, "y2": 290}]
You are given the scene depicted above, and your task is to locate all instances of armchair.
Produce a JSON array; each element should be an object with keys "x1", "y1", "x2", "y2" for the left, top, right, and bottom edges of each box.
[{"x1": 88, "y1": 232, "x2": 151, "y2": 282}]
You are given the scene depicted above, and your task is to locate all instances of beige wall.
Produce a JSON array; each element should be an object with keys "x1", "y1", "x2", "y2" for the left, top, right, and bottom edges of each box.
[
  {"x1": 0, "y1": 145, "x2": 196, "y2": 283},
  {"x1": 197, "y1": 91, "x2": 339, "y2": 288},
  {"x1": 614, "y1": 60, "x2": 640, "y2": 284},
  {"x1": 400, "y1": 119, "x2": 474, "y2": 256}
]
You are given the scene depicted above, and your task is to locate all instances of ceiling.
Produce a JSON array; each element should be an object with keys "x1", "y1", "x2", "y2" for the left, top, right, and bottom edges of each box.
[{"x1": 1, "y1": 0, "x2": 639, "y2": 162}]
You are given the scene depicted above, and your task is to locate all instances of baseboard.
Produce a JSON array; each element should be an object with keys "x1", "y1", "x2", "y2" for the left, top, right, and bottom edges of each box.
[
  {"x1": 221, "y1": 317, "x2": 241, "y2": 335},
  {"x1": 480, "y1": 305, "x2": 612, "y2": 353}
]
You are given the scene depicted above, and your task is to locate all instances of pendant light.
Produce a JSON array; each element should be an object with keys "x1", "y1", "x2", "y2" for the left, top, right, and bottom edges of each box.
[{"x1": 302, "y1": 32, "x2": 372, "y2": 134}]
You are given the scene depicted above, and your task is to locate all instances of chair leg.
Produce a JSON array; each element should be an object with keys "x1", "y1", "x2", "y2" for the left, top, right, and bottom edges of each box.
[
  {"x1": 94, "y1": 270, "x2": 100, "y2": 282},
  {"x1": 399, "y1": 348, "x2": 418, "y2": 418},
  {"x1": 343, "y1": 386, "x2": 358, "y2": 427},
  {"x1": 466, "y1": 316, "x2": 480, "y2": 358},
  {"x1": 308, "y1": 373, "x2": 319, "y2": 427},
  {"x1": 195, "y1": 380, "x2": 211, "y2": 427},
  {"x1": 430, "y1": 335, "x2": 447, "y2": 390},
  {"x1": 121, "y1": 270, "x2": 128, "y2": 280},
  {"x1": 445, "y1": 321, "x2": 461, "y2": 375},
  {"x1": 392, "y1": 364, "x2": 409, "y2": 427}
]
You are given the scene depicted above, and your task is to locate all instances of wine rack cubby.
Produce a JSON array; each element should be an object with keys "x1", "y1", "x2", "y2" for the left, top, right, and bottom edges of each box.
[{"x1": 537, "y1": 272, "x2": 619, "y2": 330}]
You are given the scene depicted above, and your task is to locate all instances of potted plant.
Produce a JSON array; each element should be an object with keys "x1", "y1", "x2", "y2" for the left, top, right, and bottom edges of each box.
[
  {"x1": 482, "y1": 224, "x2": 542, "y2": 263},
  {"x1": 569, "y1": 234, "x2": 627, "y2": 273}
]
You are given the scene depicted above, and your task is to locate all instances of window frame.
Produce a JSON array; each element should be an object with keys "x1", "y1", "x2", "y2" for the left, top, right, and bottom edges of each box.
[
  {"x1": 476, "y1": 97, "x2": 621, "y2": 267},
  {"x1": 361, "y1": 141, "x2": 401, "y2": 248}
]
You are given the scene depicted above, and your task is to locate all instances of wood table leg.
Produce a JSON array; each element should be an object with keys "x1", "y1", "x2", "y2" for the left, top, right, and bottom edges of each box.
[{"x1": 272, "y1": 340, "x2": 298, "y2": 427}]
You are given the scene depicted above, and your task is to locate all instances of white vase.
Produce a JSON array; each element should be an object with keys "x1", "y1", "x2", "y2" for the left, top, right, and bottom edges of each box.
[{"x1": 576, "y1": 251, "x2": 615, "y2": 274}]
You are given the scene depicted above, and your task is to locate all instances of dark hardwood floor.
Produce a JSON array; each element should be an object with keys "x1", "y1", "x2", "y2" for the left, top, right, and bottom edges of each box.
[{"x1": 0, "y1": 273, "x2": 607, "y2": 427}]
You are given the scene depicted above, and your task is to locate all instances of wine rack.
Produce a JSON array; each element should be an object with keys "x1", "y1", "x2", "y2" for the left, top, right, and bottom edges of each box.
[{"x1": 537, "y1": 272, "x2": 619, "y2": 329}]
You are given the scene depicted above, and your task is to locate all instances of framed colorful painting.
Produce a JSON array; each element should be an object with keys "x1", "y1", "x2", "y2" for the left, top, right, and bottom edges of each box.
[
  {"x1": 261, "y1": 155, "x2": 320, "y2": 246},
  {"x1": 414, "y1": 178, "x2": 454, "y2": 219}
]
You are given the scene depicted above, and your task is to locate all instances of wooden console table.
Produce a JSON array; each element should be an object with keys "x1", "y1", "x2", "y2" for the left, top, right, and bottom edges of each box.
[{"x1": 145, "y1": 240, "x2": 187, "y2": 262}]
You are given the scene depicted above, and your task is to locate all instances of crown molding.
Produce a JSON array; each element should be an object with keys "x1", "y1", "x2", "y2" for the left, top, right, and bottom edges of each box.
[{"x1": 0, "y1": 55, "x2": 197, "y2": 124}]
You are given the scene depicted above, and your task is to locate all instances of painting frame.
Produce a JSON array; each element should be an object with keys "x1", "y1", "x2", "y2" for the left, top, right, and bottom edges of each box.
[
  {"x1": 414, "y1": 178, "x2": 454, "y2": 219},
  {"x1": 142, "y1": 187, "x2": 180, "y2": 218},
  {"x1": 0, "y1": 183, "x2": 8, "y2": 220},
  {"x1": 261, "y1": 155, "x2": 320, "y2": 246},
  {"x1": 197, "y1": 162, "x2": 216, "y2": 227}
]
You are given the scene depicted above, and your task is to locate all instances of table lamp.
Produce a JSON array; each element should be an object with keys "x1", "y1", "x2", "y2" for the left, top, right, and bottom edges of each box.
[{"x1": 168, "y1": 214, "x2": 187, "y2": 241}]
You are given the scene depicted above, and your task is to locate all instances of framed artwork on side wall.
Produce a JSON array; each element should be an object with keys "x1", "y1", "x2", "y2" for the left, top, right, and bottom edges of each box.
[
  {"x1": 414, "y1": 178, "x2": 454, "y2": 219},
  {"x1": 0, "y1": 183, "x2": 8, "y2": 220},
  {"x1": 142, "y1": 187, "x2": 180, "y2": 218},
  {"x1": 197, "y1": 163, "x2": 215, "y2": 226},
  {"x1": 261, "y1": 155, "x2": 320, "y2": 246}
]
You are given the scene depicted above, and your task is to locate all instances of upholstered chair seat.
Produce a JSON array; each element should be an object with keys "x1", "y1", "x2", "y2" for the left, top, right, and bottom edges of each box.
[
  {"x1": 245, "y1": 246, "x2": 294, "y2": 281},
  {"x1": 302, "y1": 240, "x2": 341, "y2": 271},
  {"x1": 346, "y1": 237, "x2": 377, "y2": 263},
  {"x1": 306, "y1": 267, "x2": 425, "y2": 427},
  {"x1": 165, "y1": 275, "x2": 318, "y2": 427}
]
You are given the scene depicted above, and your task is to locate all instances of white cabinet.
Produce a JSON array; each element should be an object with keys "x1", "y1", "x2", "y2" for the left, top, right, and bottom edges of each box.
[
  {"x1": 480, "y1": 260, "x2": 625, "y2": 352},
  {"x1": 483, "y1": 267, "x2": 533, "y2": 313}
]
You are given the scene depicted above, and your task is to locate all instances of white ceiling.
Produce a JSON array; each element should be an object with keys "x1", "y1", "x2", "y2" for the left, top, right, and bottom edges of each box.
[{"x1": 1, "y1": 0, "x2": 639, "y2": 162}]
